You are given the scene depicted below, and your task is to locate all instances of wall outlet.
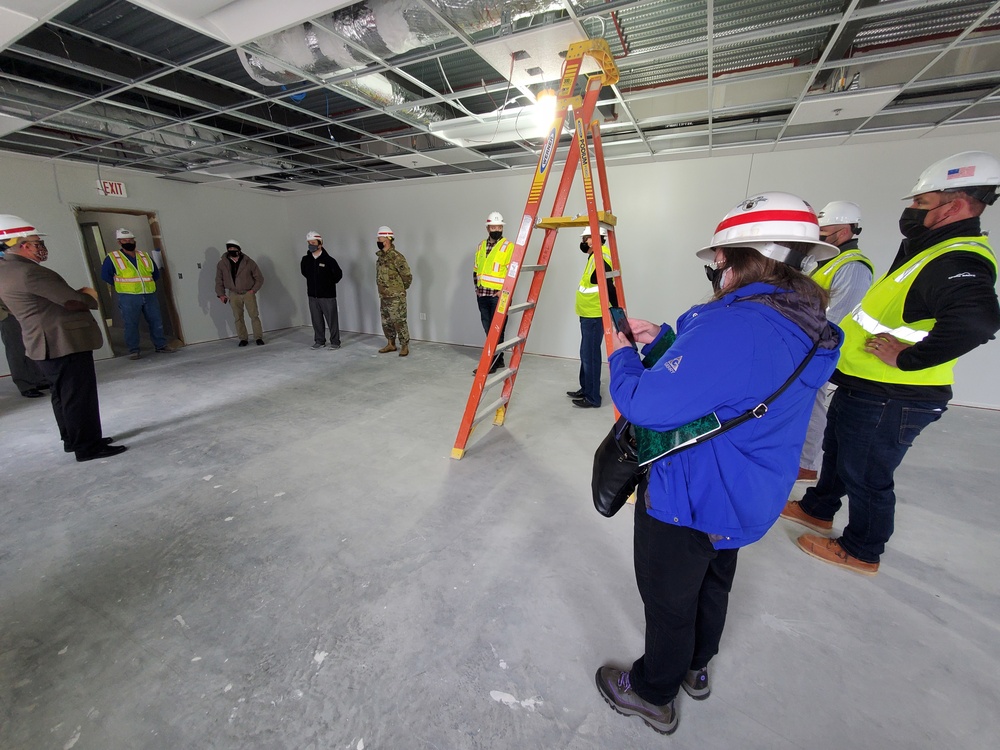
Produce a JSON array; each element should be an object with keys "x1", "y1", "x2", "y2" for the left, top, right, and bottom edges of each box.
[
  {"x1": 197, "y1": 262, "x2": 202, "y2": 269},
  {"x1": 419, "y1": 312, "x2": 426, "y2": 320},
  {"x1": 177, "y1": 272, "x2": 183, "y2": 279}
]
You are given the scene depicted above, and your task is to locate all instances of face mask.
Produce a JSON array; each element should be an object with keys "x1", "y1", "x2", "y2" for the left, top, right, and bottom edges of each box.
[
  {"x1": 121, "y1": 241, "x2": 136, "y2": 252},
  {"x1": 899, "y1": 207, "x2": 930, "y2": 239},
  {"x1": 579, "y1": 241, "x2": 590, "y2": 253},
  {"x1": 488, "y1": 230, "x2": 503, "y2": 241},
  {"x1": 227, "y1": 249, "x2": 241, "y2": 258},
  {"x1": 377, "y1": 241, "x2": 385, "y2": 250},
  {"x1": 705, "y1": 264, "x2": 727, "y2": 291}
]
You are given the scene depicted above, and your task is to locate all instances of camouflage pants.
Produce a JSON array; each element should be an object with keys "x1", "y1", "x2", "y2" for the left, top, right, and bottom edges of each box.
[{"x1": 380, "y1": 294, "x2": 409, "y2": 346}]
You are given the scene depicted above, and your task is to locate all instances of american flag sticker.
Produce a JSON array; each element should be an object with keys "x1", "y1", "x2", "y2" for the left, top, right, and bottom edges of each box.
[{"x1": 947, "y1": 166, "x2": 976, "y2": 179}]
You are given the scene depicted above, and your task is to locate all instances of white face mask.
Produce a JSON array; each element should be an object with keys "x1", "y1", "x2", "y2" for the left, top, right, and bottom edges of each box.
[{"x1": 719, "y1": 267, "x2": 733, "y2": 291}]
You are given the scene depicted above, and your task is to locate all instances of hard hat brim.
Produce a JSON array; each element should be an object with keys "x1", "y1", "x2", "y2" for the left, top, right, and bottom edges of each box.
[{"x1": 696, "y1": 237, "x2": 841, "y2": 262}]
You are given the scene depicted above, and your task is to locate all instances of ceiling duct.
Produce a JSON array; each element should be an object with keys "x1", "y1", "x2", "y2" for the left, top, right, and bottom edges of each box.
[{"x1": 239, "y1": 0, "x2": 563, "y2": 125}]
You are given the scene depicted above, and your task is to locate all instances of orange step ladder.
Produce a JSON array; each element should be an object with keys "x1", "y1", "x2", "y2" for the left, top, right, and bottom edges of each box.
[{"x1": 451, "y1": 38, "x2": 628, "y2": 459}]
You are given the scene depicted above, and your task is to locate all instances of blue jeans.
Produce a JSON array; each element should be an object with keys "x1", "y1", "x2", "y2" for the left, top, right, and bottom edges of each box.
[
  {"x1": 578, "y1": 316, "x2": 603, "y2": 406},
  {"x1": 476, "y1": 295, "x2": 507, "y2": 364},
  {"x1": 799, "y1": 386, "x2": 946, "y2": 563},
  {"x1": 118, "y1": 293, "x2": 167, "y2": 352}
]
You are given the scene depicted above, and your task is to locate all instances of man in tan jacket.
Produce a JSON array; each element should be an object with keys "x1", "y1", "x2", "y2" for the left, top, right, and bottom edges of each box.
[
  {"x1": 0, "y1": 215, "x2": 127, "y2": 461},
  {"x1": 215, "y1": 240, "x2": 265, "y2": 346}
]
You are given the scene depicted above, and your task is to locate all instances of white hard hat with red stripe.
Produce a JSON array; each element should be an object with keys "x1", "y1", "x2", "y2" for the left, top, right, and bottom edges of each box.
[
  {"x1": 377, "y1": 225, "x2": 394, "y2": 237},
  {"x1": 697, "y1": 192, "x2": 839, "y2": 264},
  {"x1": 0, "y1": 214, "x2": 44, "y2": 242},
  {"x1": 306, "y1": 231, "x2": 322, "y2": 242},
  {"x1": 903, "y1": 151, "x2": 1000, "y2": 205}
]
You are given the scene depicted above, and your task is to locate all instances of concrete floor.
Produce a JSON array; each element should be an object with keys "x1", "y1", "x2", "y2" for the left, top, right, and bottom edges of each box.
[{"x1": 1, "y1": 330, "x2": 998, "y2": 750}]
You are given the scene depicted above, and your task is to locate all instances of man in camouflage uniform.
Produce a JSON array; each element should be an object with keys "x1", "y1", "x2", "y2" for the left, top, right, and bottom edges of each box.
[{"x1": 375, "y1": 226, "x2": 413, "y2": 357}]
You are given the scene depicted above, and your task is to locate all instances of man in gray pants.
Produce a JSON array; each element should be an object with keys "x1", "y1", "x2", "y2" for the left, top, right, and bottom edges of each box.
[{"x1": 300, "y1": 231, "x2": 344, "y2": 349}]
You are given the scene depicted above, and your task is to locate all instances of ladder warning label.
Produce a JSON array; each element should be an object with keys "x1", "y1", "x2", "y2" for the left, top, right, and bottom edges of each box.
[
  {"x1": 516, "y1": 215, "x2": 532, "y2": 246},
  {"x1": 498, "y1": 290, "x2": 510, "y2": 314}
]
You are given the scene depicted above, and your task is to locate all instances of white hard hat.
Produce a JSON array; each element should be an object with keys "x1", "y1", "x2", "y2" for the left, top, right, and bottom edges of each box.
[
  {"x1": 485, "y1": 211, "x2": 504, "y2": 226},
  {"x1": 306, "y1": 231, "x2": 322, "y2": 242},
  {"x1": 377, "y1": 225, "x2": 394, "y2": 237},
  {"x1": 0, "y1": 214, "x2": 44, "y2": 241},
  {"x1": 903, "y1": 151, "x2": 1000, "y2": 205},
  {"x1": 697, "y1": 192, "x2": 839, "y2": 264},
  {"x1": 817, "y1": 201, "x2": 862, "y2": 227},
  {"x1": 225, "y1": 239, "x2": 241, "y2": 248},
  {"x1": 115, "y1": 228, "x2": 135, "y2": 240},
  {"x1": 580, "y1": 225, "x2": 609, "y2": 238}
]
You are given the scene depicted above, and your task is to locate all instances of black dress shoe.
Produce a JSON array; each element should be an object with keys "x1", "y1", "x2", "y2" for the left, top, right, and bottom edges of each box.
[
  {"x1": 238, "y1": 340, "x2": 248, "y2": 347},
  {"x1": 21, "y1": 389, "x2": 45, "y2": 398},
  {"x1": 37, "y1": 383, "x2": 51, "y2": 391},
  {"x1": 76, "y1": 444, "x2": 128, "y2": 462},
  {"x1": 255, "y1": 338, "x2": 265, "y2": 345},
  {"x1": 566, "y1": 389, "x2": 585, "y2": 398},
  {"x1": 572, "y1": 398, "x2": 599, "y2": 409},
  {"x1": 65, "y1": 437, "x2": 114, "y2": 454}
]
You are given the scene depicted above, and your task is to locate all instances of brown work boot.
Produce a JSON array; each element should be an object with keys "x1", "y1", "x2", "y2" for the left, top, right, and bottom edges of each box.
[
  {"x1": 378, "y1": 340, "x2": 396, "y2": 353},
  {"x1": 796, "y1": 534, "x2": 880, "y2": 576},
  {"x1": 399, "y1": 343, "x2": 409, "y2": 357},
  {"x1": 780, "y1": 500, "x2": 833, "y2": 534},
  {"x1": 796, "y1": 467, "x2": 818, "y2": 482}
]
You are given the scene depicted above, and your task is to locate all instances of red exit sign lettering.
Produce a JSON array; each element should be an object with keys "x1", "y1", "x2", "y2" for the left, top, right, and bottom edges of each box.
[{"x1": 96, "y1": 180, "x2": 128, "y2": 197}]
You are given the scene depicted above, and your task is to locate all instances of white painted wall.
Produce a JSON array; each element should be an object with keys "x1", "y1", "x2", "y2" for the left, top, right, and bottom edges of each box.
[{"x1": 3, "y1": 130, "x2": 999, "y2": 407}]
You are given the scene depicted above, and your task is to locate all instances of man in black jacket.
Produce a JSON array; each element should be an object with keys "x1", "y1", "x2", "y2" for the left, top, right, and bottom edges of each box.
[
  {"x1": 782, "y1": 151, "x2": 1000, "y2": 576},
  {"x1": 300, "y1": 231, "x2": 343, "y2": 349}
]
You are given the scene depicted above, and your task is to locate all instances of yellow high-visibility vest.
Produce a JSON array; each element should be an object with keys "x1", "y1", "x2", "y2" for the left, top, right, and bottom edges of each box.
[
  {"x1": 474, "y1": 238, "x2": 513, "y2": 290},
  {"x1": 811, "y1": 249, "x2": 874, "y2": 291},
  {"x1": 576, "y1": 245, "x2": 612, "y2": 318},
  {"x1": 837, "y1": 236, "x2": 996, "y2": 386},
  {"x1": 109, "y1": 250, "x2": 156, "y2": 295}
]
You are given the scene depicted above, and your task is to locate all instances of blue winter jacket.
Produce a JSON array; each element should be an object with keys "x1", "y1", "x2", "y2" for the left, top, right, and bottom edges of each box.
[{"x1": 609, "y1": 282, "x2": 842, "y2": 549}]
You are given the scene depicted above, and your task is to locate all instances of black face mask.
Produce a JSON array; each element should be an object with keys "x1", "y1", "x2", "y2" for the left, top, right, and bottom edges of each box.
[
  {"x1": 704, "y1": 265, "x2": 726, "y2": 291},
  {"x1": 121, "y1": 242, "x2": 136, "y2": 252},
  {"x1": 899, "y1": 207, "x2": 930, "y2": 239},
  {"x1": 579, "y1": 241, "x2": 590, "y2": 253},
  {"x1": 227, "y1": 249, "x2": 241, "y2": 258},
  {"x1": 377, "y1": 241, "x2": 385, "y2": 250},
  {"x1": 488, "y1": 230, "x2": 503, "y2": 241}
]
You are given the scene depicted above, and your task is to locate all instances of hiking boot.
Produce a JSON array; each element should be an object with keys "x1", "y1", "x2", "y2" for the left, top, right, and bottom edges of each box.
[
  {"x1": 796, "y1": 534, "x2": 880, "y2": 576},
  {"x1": 595, "y1": 667, "x2": 677, "y2": 735},
  {"x1": 796, "y1": 467, "x2": 818, "y2": 482},
  {"x1": 378, "y1": 340, "x2": 397, "y2": 353},
  {"x1": 780, "y1": 500, "x2": 833, "y2": 534},
  {"x1": 681, "y1": 667, "x2": 710, "y2": 700},
  {"x1": 399, "y1": 344, "x2": 409, "y2": 357}
]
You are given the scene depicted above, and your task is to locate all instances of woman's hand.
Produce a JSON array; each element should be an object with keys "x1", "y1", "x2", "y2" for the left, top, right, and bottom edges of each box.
[
  {"x1": 612, "y1": 331, "x2": 634, "y2": 352},
  {"x1": 627, "y1": 318, "x2": 660, "y2": 344}
]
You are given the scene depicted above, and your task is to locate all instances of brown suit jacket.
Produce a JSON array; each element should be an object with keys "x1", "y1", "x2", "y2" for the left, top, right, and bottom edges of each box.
[{"x1": 0, "y1": 255, "x2": 103, "y2": 360}]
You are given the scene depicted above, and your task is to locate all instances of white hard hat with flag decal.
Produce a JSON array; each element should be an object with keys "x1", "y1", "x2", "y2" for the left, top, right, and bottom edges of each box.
[{"x1": 903, "y1": 151, "x2": 1000, "y2": 205}]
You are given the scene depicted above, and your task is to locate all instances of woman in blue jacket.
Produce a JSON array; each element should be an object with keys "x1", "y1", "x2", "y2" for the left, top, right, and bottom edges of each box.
[{"x1": 596, "y1": 192, "x2": 843, "y2": 735}]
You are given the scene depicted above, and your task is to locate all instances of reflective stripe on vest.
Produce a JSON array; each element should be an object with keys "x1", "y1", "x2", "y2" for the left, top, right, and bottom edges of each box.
[
  {"x1": 836, "y1": 237, "x2": 996, "y2": 386},
  {"x1": 475, "y1": 238, "x2": 513, "y2": 290},
  {"x1": 576, "y1": 245, "x2": 612, "y2": 318},
  {"x1": 810, "y1": 249, "x2": 875, "y2": 292},
  {"x1": 110, "y1": 250, "x2": 156, "y2": 295}
]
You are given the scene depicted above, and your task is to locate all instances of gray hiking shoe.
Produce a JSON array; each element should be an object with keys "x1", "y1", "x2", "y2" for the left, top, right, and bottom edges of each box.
[
  {"x1": 681, "y1": 666, "x2": 710, "y2": 700},
  {"x1": 595, "y1": 666, "x2": 678, "y2": 735}
]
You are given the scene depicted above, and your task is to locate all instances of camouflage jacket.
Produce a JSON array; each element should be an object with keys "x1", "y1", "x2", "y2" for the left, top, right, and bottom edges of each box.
[{"x1": 376, "y1": 245, "x2": 412, "y2": 298}]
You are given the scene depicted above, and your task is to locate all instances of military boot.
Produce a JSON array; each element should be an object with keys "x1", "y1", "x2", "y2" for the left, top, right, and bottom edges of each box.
[
  {"x1": 378, "y1": 339, "x2": 397, "y2": 353},
  {"x1": 399, "y1": 343, "x2": 409, "y2": 357}
]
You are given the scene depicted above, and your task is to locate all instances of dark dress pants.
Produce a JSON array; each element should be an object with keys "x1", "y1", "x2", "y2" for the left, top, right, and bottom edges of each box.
[
  {"x1": 35, "y1": 351, "x2": 103, "y2": 455},
  {"x1": 476, "y1": 294, "x2": 507, "y2": 365},
  {"x1": 629, "y1": 480, "x2": 739, "y2": 705},
  {"x1": 1, "y1": 314, "x2": 48, "y2": 393},
  {"x1": 308, "y1": 296, "x2": 340, "y2": 346}
]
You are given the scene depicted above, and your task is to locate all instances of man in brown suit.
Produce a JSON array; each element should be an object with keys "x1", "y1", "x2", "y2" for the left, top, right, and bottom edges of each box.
[
  {"x1": 0, "y1": 215, "x2": 126, "y2": 461},
  {"x1": 215, "y1": 240, "x2": 265, "y2": 346}
]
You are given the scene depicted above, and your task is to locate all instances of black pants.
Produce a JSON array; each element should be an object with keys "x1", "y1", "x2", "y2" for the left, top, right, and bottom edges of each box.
[
  {"x1": 630, "y1": 481, "x2": 739, "y2": 705},
  {"x1": 476, "y1": 294, "x2": 507, "y2": 363},
  {"x1": 1, "y1": 315, "x2": 48, "y2": 393},
  {"x1": 35, "y1": 351, "x2": 103, "y2": 455}
]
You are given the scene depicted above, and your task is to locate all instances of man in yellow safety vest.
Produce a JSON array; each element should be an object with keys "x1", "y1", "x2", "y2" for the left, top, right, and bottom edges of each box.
[
  {"x1": 567, "y1": 225, "x2": 616, "y2": 408},
  {"x1": 473, "y1": 210, "x2": 513, "y2": 374},
  {"x1": 796, "y1": 201, "x2": 874, "y2": 481},
  {"x1": 100, "y1": 228, "x2": 175, "y2": 360},
  {"x1": 782, "y1": 152, "x2": 1000, "y2": 575}
]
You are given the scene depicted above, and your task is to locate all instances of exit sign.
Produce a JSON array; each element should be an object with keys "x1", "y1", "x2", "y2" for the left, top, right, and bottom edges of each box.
[{"x1": 96, "y1": 179, "x2": 128, "y2": 197}]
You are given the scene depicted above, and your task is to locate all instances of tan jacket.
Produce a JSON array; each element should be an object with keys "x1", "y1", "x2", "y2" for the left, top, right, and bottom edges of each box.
[
  {"x1": 0, "y1": 254, "x2": 102, "y2": 360},
  {"x1": 215, "y1": 254, "x2": 264, "y2": 296}
]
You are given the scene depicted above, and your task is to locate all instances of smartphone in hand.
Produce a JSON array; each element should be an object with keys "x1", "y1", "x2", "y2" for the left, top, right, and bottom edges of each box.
[{"x1": 609, "y1": 306, "x2": 637, "y2": 349}]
